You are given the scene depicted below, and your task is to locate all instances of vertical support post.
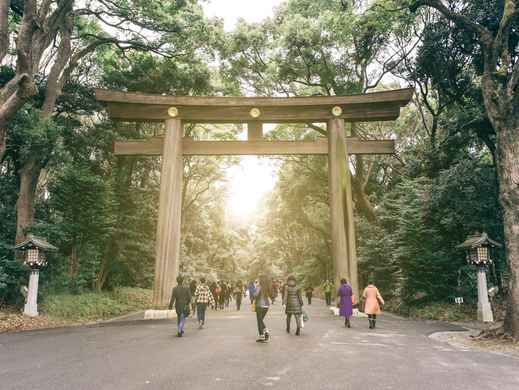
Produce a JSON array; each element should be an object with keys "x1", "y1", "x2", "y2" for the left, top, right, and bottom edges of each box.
[
  {"x1": 477, "y1": 267, "x2": 494, "y2": 322},
  {"x1": 328, "y1": 118, "x2": 350, "y2": 292},
  {"x1": 247, "y1": 122, "x2": 263, "y2": 140},
  {"x1": 344, "y1": 130, "x2": 359, "y2": 299},
  {"x1": 153, "y1": 118, "x2": 183, "y2": 307},
  {"x1": 24, "y1": 269, "x2": 39, "y2": 317}
]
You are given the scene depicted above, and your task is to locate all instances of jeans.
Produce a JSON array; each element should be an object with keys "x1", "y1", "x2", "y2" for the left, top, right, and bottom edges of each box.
[
  {"x1": 325, "y1": 292, "x2": 332, "y2": 306},
  {"x1": 306, "y1": 295, "x2": 312, "y2": 305},
  {"x1": 256, "y1": 307, "x2": 269, "y2": 335},
  {"x1": 176, "y1": 311, "x2": 186, "y2": 333},
  {"x1": 235, "y1": 294, "x2": 242, "y2": 311},
  {"x1": 197, "y1": 303, "x2": 207, "y2": 323}
]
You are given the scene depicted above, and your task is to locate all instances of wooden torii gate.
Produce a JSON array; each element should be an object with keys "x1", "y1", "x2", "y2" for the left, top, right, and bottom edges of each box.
[{"x1": 95, "y1": 88, "x2": 413, "y2": 307}]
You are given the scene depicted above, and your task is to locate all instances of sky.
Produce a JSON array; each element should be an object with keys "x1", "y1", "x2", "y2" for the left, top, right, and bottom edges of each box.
[
  {"x1": 203, "y1": 0, "x2": 283, "y2": 30},
  {"x1": 202, "y1": 1, "x2": 284, "y2": 220}
]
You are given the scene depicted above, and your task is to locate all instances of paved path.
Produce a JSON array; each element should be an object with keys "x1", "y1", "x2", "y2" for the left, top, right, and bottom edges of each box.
[{"x1": 1, "y1": 300, "x2": 518, "y2": 390}]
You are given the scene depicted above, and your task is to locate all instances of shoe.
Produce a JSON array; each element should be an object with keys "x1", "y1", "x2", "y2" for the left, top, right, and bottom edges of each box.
[
  {"x1": 295, "y1": 328, "x2": 300, "y2": 336},
  {"x1": 264, "y1": 331, "x2": 270, "y2": 341},
  {"x1": 256, "y1": 334, "x2": 265, "y2": 342},
  {"x1": 176, "y1": 332, "x2": 182, "y2": 337}
]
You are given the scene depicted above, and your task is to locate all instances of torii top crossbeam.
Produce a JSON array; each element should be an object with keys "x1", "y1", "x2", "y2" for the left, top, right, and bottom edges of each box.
[{"x1": 95, "y1": 88, "x2": 414, "y2": 123}]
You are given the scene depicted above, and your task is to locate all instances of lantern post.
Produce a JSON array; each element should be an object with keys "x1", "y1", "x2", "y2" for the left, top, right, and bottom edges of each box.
[
  {"x1": 14, "y1": 235, "x2": 57, "y2": 317},
  {"x1": 457, "y1": 232, "x2": 502, "y2": 323}
]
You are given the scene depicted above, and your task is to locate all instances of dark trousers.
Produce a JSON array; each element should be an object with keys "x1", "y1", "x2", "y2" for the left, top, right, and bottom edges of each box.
[
  {"x1": 286, "y1": 312, "x2": 301, "y2": 331},
  {"x1": 256, "y1": 307, "x2": 269, "y2": 335},
  {"x1": 235, "y1": 294, "x2": 242, "y2": 311},
  {"x1": 306, "y1": 294, "x2": 312, "y2": 305},
  {"x1": 197, "y1": 303, "x2": 207, "y2": 323},
  {"x1": 325, "y1": 292, "x2": 332, "y2": 306}
]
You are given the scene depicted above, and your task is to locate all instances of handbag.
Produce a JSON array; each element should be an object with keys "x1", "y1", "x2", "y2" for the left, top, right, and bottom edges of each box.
[
  {"x1": 251, "y1": 300, "x2": 256, "y2": 312},
  {"x1": 302, "y1": 310, "x2": 309, "y2": 322},
  {"x1": 352, "y1": 294, "x2": 357, "y2": 305}
]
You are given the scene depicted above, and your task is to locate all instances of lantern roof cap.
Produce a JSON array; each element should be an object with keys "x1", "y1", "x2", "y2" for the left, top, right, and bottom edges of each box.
[
  {"x1": 14, "y1": 235, "x2": 57, "y2": 251},
  {"x1": 457, "y1": 232, "x2": 502, "y2": 249}
]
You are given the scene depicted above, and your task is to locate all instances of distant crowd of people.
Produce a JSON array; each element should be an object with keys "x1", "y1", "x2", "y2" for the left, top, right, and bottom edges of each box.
[{"x1": 169, "y1": 275, "x2": 385, "y2": 341}]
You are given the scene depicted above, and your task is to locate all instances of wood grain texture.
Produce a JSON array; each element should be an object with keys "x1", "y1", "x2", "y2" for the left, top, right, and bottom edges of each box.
[
  {"x1": 113, "y1": 138, "x2": 395, "y2": 156},
  {"x1": 104, "y1": 102, "x2": 403, "y2": 123},
  {"x1": 247, "y1": 122, "x2": 263, "y2": 140},
  {"x1": 96, "y1": 88, "x2": 414, "y2": 106},
  {"x1": 328, "y1": 118, "x2": 351, "y2": 291},
  {"x1": 344, "y1": 125, "x2": 359, "y2": 299},
  {"x1": 153, "y1": 119, "x2": 183, "y2": 307}
]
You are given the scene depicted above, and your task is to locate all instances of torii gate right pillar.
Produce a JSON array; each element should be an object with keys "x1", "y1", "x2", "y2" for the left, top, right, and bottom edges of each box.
[{"x1": 328, "y1": 118, "x2": 358, "y2": 298}]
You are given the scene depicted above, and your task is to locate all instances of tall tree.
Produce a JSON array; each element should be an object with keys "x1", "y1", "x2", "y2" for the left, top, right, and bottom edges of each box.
[
  {"x1": 0, "y1": 0, "x2": 208, "y2": 243},
  {"x1": 409, "y1": 0, "x2": 519, "y2": 340}
]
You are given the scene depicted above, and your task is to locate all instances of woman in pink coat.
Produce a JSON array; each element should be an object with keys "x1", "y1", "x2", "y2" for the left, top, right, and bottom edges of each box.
[{"x1": 362, "y1": 281, "x2": 385, "y2": 329}]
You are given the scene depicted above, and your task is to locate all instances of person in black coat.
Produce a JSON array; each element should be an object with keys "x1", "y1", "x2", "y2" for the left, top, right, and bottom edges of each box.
[
  {"x1": 283, "y1": 275, "x2": 304, "y2": 336},
  {"x1": 169, "y1": 275, "x2": 192, "y2": 337}
]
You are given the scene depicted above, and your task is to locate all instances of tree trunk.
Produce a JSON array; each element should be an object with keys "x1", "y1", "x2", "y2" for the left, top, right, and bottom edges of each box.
[
  {"x1": 15, "y1": 158, "x2": 41, "y2": 243},
  {"x1": 68, "y1": 244, "x2": 78, "y2": 290},
  {"x1": 0, "y1": 117, "x2": 5, "y2": 161},
  {"x1": 496, "y1": 123, "x2": 519, "y2": 340}
]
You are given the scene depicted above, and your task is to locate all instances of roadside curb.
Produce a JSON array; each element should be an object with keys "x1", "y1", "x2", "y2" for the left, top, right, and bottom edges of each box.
[{"x1": 0, "y1": 310, "x2": 172, "y2": 335}]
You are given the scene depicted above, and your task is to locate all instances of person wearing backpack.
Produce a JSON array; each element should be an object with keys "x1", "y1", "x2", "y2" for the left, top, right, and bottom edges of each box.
[
  {"x1": 283, "y1": 275, "x2": 304, "y2": 336},
  {"x1": 169, "y1": 275, "x2": 192, "y2": 337}
]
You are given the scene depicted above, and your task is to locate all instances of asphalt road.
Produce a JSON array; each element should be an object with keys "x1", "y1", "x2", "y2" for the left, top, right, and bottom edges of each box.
[{"x1": 1, "y1": 300, "x2": 518, "y2": 390}]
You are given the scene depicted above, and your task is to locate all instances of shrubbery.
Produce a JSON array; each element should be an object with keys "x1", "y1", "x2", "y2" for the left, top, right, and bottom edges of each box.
[{"x1": 41, "y1": 287, "x2": 152, "y2": 321}]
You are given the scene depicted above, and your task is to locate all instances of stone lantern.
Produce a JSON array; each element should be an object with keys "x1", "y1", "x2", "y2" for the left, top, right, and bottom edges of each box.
[
  {"x1": 457, "y1": 232, "x2": 502, "y2": 322},
  {"x1": 14, "y1": 235, "x2": 57, "y2": 317}
]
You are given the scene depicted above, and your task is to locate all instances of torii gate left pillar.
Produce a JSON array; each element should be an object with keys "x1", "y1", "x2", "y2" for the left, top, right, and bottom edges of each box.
[{"x1": 153, "y1": 118, "x2": 183, "y2": 306}]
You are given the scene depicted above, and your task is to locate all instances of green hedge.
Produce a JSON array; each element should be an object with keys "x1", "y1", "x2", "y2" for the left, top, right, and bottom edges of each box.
[{"x1": 41, "y1": 287, "x2": 152, "y2": 321}]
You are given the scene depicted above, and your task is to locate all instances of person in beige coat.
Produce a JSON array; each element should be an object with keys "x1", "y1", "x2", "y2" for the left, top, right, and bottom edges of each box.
[{"x1": 362, "y1": 281, "x2": 385, "y2": 329}]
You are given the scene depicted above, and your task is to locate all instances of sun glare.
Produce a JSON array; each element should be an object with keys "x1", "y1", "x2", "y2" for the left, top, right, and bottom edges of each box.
[{"x1": 226, "y1": 156, "x2": 278, "y2": 221}]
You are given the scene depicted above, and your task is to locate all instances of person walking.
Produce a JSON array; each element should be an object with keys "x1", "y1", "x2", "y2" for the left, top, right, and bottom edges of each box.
[
  {"x1": 169, "y1": 275, "x2": 192, "y2": 337},
  {"x1": 322, "y1": 280, "x2": 333, "y2": 306},
  {"x1": 337, "y1": 278, "x2": 353, "y2": 328},
  {"x1": 254, "y1": 275, "x2": 272, "y2": 342},
  {"x1": 189, "y1": 279, "x2": 197, "y2": 313},
  {"x1": 362, "y1": 280, "x2": 385, "y2": 329},
  {"x1": 234, "y1": 281, "x2": 243, "y2": 311},
  {"x1": 283, "y1": 275, "x2": 304, "y2": 336},
  {"x1": 194, "y1": 277, "x2": 215, "y2": 329},
  {"x1": 248, "y1": 280, "x2": 256, "y2": 304},
  {"x1": 305, "y1": 286, "x2": 313, "y2": 305}
]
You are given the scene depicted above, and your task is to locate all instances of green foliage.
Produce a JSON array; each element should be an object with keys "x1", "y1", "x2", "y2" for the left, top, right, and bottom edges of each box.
[
  {"x1": 41, "y1": 287, "x2": 152, "y2": 321},
  {"x1": 0, "y1": 257, "x2": 26, "y2": 306}
]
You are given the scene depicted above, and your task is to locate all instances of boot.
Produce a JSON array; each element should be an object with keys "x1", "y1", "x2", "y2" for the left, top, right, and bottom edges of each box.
[
  {"x1": 372, "y1": 320, "x2": 376, "y2": 329},
  {"x1": 368, "y1": 319, "x2": 373, "y2": 329},
  {"x1": 295, "y1": 327, "x2": 301, "y2": 336},
  {"x1": 345, "y1": 317, "x2": 351, "y2": 328}
]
